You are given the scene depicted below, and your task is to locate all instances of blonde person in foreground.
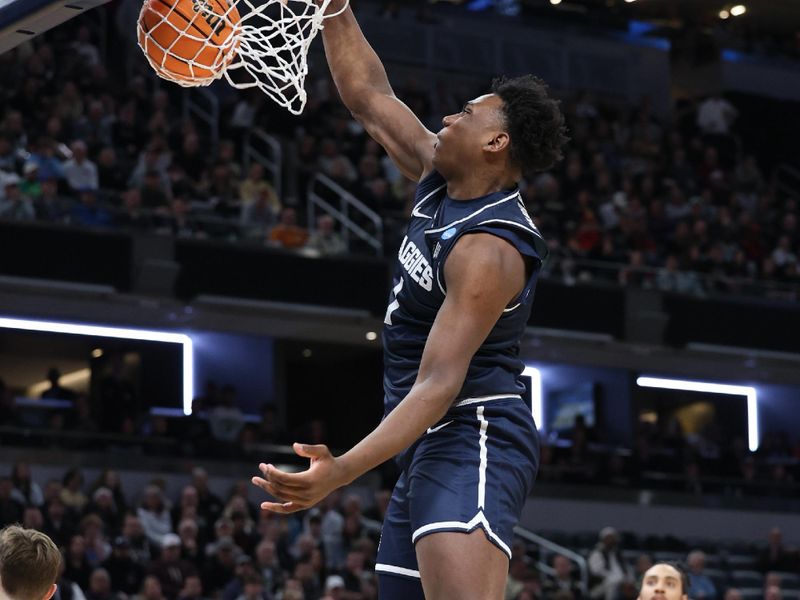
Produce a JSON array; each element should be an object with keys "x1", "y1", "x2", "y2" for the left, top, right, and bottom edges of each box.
[
  {"x1": 252, "y1": 0, "x2": 568, "y2": 598},
  {"x1": 0, "y1": 524, "x2": 62, "y2": 600}
]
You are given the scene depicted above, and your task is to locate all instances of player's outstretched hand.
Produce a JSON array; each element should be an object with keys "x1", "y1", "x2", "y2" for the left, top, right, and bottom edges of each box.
[{"x1": 251, "y1": 442, "x2": 349, "y2": 514}]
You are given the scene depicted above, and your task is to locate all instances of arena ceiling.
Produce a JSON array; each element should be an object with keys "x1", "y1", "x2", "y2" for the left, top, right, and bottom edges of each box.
[
  {"x1": 530, "y1": 0, "x2": 800, "y2": 35},
  {"x1": 620, "y1": 0, "x2": 800, "y2": 34}
]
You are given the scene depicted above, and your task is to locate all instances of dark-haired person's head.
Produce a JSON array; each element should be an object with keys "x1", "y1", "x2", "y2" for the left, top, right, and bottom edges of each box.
[
  {"x1": 0, "y1": 525, "x2": 61, "y2": 600},
  {"x1": 638, "y1": 563, "x2": 689, "y2": 600},
  {"x1": 492, "y1": 75, "x2": 568, "y2": 174},
  {"x1": 433, "y1": 74, "x2": 568, "y2": 183},
  {"x1": 62, "y1": 467, "x2": 83, "y2": 489}
]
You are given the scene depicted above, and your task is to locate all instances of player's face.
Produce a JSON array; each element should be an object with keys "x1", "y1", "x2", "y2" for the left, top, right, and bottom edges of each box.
[
  {"x1": 638, "y1": 564, "x2": 686, "y2": 600},
  {"x1": 433, "y1": 93, "x2": 506, "y2": 176}
]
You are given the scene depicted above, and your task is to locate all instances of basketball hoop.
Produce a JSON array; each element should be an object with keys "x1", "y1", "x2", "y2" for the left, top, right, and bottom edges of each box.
[{"x1": 138, "y1": 0, "x2": 349, "y2": 115}]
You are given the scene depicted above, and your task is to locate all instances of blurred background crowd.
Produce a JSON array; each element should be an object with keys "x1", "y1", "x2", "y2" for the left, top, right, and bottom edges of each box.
[
  {"x1": 1, "y1": 1, "x2": 800, "y2": 598},
  {"x1": 0, "y1": 2, "x2": 797, "y2": 301},
  {"x1": 2, "y1": 369, "x2": 800, "y2": 499},
  {"x1": 1, "y1": 460, "x2": 799, "y2": 600}
]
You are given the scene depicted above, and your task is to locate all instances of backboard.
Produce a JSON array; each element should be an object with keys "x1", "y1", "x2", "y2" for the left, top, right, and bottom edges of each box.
[{"x1": 0, "y1": 0, "x2": 111, "y2": 55}]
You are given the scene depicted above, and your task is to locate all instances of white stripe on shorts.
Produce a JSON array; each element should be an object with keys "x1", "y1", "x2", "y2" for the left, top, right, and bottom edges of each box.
[
  {"x1": 454, "y1": 394, "x2": 521, "y2": 407},
  {"x1": 375, "y1": 563, "x2": 421, "y2": 578},
  {"x1": 477, "y1": 406, "x2": 488, "y2": 510},
  {"x1": 406, "y1": 398, "x2": 517, "y2": 560},
  {"x1": 411, "y1": 512, "x2": 513, "y2": 559}
]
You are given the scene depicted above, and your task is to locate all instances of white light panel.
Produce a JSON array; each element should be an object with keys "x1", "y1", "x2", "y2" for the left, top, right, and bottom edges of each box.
[
  {"x1": 0, "y1": 316, "x2": 194, "y2": 415},
  {"x1": 523, "y1": 366, "x2": 543, "y2": 430},
  {"x1": 636, "y1": 376, "x2": 758, "y2": 451}
]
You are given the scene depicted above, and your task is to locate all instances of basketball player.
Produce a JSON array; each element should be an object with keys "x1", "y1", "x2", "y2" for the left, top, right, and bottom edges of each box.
[
  {"x1": 252, "y1": 1, "x2": 567, "y2": 599},
  {"x1": 0, "y1": 525, "x2": 62, "y2": 600},
  {"x1": 638, "y1": 563, "x2": 689, "y2": 600}
]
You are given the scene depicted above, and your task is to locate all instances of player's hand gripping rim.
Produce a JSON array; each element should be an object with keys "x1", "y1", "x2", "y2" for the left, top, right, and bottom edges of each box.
[{"x1": 251, "y1": 442, "x2": 349, "y2": 513}]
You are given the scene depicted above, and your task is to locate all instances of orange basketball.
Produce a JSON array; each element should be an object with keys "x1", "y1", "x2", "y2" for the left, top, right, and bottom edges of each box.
[{"x1": 138, "y1": 0, "x2": 241, "y2": 84}]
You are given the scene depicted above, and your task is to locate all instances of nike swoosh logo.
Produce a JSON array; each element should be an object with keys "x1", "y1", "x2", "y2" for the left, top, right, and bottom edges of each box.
[
  {"x1": 412, "y1": 205, "x2": 432, "y2": 219},
  {"x1": 426, "y1": 420, "x2": 453, "y2": 434}
]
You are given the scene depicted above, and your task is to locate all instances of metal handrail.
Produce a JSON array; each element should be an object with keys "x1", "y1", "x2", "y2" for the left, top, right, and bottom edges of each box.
[
  {"x1": 307, "y1": 173, "x2": 384, "y2": 256},
  {"x1": 513, "y1": 525, "x2": 589, "y2": 596},
  {"x1": 639, "y1": 469, "x2": 800, "y2": 496},
  {"x1": 243, "y1": 128, "x2": 283, "y2": 199},
  {"x1": 183, "y1": 88, "x2": 220, "y2": 150},
  {"x1": 549, "y1": 256, "x2": 800, "y2": 299},
  {"x1": 0, "y1": 424, "x2": 178, "y2": 449}
]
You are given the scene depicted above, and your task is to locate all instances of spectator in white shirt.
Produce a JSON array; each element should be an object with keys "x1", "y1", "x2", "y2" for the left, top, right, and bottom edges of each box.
[
  {"x1": 772, "y1": 235, "x2": 797, "y2": 268},
  {"x1": 588, "y1": 527, "x2": 634, "y2": 600},
  {"x1": 209, "y1": 385, "x2": 245, "y2": 444},
  {"x1": 62, "y1": 140, "x2": 98, "y2": 192},
  {"x1": 697, "y1": 95, "x2": 738, "y2": 135},
  {"x1": 306, "y1": 214, "x2": 347, "y2": 256},
  {"x1": 136, "y1": 485, "x2": 172, "y2": 548}
]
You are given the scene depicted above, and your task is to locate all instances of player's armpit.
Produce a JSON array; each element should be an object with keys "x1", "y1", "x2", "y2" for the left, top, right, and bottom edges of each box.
[{"x1": 351, "y1": 90, "x2": 437, "y2": 182}]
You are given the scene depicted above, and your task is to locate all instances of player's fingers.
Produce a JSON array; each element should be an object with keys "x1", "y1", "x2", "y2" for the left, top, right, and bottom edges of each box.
[
  {"x1": 251, "y1": 476, "x2": 269, "y2": 491},
  {"x1": 253, "y1": 476, "x2": 297, "y2": 494},
  {"x1": 260, "y1": 500, "x2": 299, "y2": 514},
  {"x1": 261, "y1": 478, "x2": 307, "y2": 502},
  {"x1": 293, "y1": 443, "x2": 330, "y2": 459},
  {"x1": 251, "y1": 475, "x2": 303, "y2": 501},
  {"x1": 260, "y1": 464, "x2": 306, "y2": 488}
]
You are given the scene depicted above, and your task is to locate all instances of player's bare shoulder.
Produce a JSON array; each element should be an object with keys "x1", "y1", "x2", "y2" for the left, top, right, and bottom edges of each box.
[{"x1": 444, "y1": 232, "x2": 528, "y2": 305}]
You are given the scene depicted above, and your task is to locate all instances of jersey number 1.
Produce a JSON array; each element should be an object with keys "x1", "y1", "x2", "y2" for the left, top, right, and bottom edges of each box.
[{"x1": 384, "y1": 279, "x2": 404, "y2": 326}]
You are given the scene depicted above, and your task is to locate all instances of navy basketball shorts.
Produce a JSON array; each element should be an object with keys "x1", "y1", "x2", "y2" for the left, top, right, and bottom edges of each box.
[{"x1": 375, "y1": 396, "x2": 540, "y2": 585}]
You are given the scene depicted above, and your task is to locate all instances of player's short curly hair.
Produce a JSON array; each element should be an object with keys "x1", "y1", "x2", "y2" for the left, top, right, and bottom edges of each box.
[{"x1": 491, "y1": 75, "x2": 569, "y2": 175}]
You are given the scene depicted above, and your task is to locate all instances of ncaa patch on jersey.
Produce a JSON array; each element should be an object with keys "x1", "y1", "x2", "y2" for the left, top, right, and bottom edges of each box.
[{"x1": 442, "y1": 227, "x2": 457, "y2": 240}]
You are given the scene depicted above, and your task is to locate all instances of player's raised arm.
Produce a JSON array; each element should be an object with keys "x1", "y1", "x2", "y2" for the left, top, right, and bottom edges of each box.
[{"x1": 319, "y1": 1, "x2": 437, "y2": 181}]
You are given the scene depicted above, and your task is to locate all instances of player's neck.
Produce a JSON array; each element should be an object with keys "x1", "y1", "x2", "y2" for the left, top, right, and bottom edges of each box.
[{"x1": 445, "y1": 171, "x2": 517, "y2": 201}]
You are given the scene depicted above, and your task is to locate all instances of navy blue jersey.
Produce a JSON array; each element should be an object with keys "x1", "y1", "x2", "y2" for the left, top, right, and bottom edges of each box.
[{"x1": 382, "y1": 170, "x2": 548, "y2": 416}]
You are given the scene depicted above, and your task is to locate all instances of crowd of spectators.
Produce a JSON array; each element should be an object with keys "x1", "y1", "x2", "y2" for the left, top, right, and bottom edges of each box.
[
  {"x1": 0, "y1": 21, "x2": 350, "y2": 259},
  {"x1": 0, "y1": 372, "x2": 299, "y2": 462},
  {"x1": 2, "y1": 7, "x2": 800, "y2": 599},
  {"x1": 3, "y1": 370, "x2": 800, "y2": 501},
  {"x1": 538, "y1": 416, "x2": 800, "y2": 500},
  {"x1": 577, "y1": 526, "x2": 800, "y2": 600},
  {"x1": 2, "y1": 459, "x2": 799, "y2": 600},
  {"x1": 0, "y1": 7, "x2": 798, "y2": 301},
  {"x1": 0, "y1": 462, "x2": 389, "y2": 600},
  {"x1": 532, "y1": 90, "x2": 799, "y2": 300}
]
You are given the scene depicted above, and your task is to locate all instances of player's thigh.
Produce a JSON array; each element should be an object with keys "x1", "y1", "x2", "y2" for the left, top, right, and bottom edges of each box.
[
  {"x1": 416, "y1": 529, "x2": 509, "y2": 600},
  {"x1": 378, "y1": 572, "x2": 426, "y2": 600}
]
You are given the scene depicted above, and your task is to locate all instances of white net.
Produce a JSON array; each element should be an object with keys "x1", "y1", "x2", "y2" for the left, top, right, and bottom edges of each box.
[{"x1": 137, "y1": 0, "x2": 348, "y2": 115}]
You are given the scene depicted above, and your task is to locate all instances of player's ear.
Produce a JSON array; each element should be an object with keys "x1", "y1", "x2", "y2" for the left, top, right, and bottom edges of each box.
[
  {"x1": 484, "y1": 131, "x2": 510, "y2": 154},
  {"x1": 44, "y1": 583, "x2": 57, "y2": 600}
]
